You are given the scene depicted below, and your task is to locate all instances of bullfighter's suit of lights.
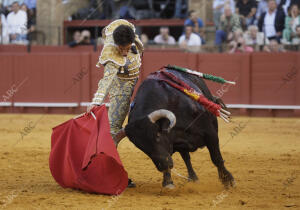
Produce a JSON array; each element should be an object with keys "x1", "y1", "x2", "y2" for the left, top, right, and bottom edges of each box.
[{"x1": 91, "y1": 19, "x2": 144, "y2": 137}]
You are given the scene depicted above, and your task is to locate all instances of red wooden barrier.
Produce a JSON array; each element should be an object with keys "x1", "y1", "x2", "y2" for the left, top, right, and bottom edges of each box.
[
  {"x1": 0, "y1": 54, "x2": 14, "y2": 103},
  {"x1": 251, "y1": 52, "x2": 298, "y2": 105},
  {"x1": 197, "y1": 53, "x2": 251, "y2": 105},
  {"x1": 0, "y1": 46, "x2": 299, "y2": 116}
]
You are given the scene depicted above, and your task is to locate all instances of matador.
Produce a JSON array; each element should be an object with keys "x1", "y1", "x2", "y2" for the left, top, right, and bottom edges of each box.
[{"x1": 87, "y1": 19, "x2": 144, "y2": 142}]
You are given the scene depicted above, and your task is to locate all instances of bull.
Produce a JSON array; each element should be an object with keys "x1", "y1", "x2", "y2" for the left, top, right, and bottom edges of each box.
[{"x1": 115, "y1": 67, "x2": 235, "y2": 189}]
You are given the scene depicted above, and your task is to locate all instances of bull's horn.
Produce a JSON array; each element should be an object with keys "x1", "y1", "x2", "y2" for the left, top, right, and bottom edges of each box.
[{"x1": 148, "y1": 109, "x2": 176, "y2": 131}]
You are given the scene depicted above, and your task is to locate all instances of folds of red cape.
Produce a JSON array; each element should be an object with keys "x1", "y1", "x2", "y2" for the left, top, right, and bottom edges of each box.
[{"x1": 49, "y1": 105, "x2": 128, "y2": 195}]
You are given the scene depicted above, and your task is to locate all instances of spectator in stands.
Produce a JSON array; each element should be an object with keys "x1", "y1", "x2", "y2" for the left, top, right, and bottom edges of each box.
[
  {"x1": 69, "y1": 30, "x2": 95, "y2": 47},
  {"x1": 291, "y1": 24, "x2": 300, "y2": 43},
  {"x1": 256, "y1": 0, "x2": 281, "y2": 18},
  {"x1": 258, "y1": 0, "x2": 285, "y2": 42},
  {"x1": 178, "y1": 25, "x2": 201, "y2": 52},
  {"x1": 173, "y1": 0, "x2": 189, "y2": 18},
  {"x1": 228, "y1": 36, "x2": 254, "y2": 53},
  {"x1": 6, "y1": 1, "x2": 27, "y2": 44},
  {"x1": 215, "y1": 5, "x2": 242, "y2": 50},
  {"x1": 236, "y1": 0, "x2": 257, "y2": 28},
  {"x1": 20, "y1": 2, "x2": 26, "y2": 11},
  {"x1": 80, "y1": 30, "x2": 94, "y2": 45},
  {"x1": 20, "y1": 2, "x2": 31, "y2": 33},
  {"x1": 184, "y1": 10, "x2": 205, "y2": 44},
  {"x1": 0, "y1": 11, "x2": 9, "y2": 44},
  {"x1": 154, "y1": 26, "x2": 176, "y2": 45},
  {"x1": 2, "y1": 0, "x2": 24, "y2": 13},
  {"x1": 21, "y1": 1, "x2": 35, "y2": 36},
  {"x1": 256, "y1": 0, "x2": 269, "y2": 21},
  {"x1": 244, "y1": 25, "x2": 269, "y2": 46},
  {"x1": 278, "y1": 0, "x2": 300, "y2": 15},
  {"x1": 23, "y1": 0, "x2": 35, "y2": 10},
  {"x1": 68, "y1": 30, "x2": 81, "y2": 47},
  {"x1": 20, "y1": 3, "x2": 34, "y2": 29},
  {"x1": 233, "y1": 28, "x2": 244, "y2": 39},
  {"x1": 213, "y1": 0, "x2": 235, "y2": 29},
  {"x1": 263, "y1": 39, "x2": 286, "y2": 51},
  {"x1": 283, "y1": 4, "x2": 300, "y2": 43},
  {"x1": 291, "y1": 5, "x2": 300, "y2": 30},
  {"x1": 140, "y1": 33, "x2": 149, "y2": 46}
]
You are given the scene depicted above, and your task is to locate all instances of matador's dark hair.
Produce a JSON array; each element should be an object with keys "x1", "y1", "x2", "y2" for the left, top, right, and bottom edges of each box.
[{"x1": 113, "y1": 25, "x2": 135, "y2": 46}]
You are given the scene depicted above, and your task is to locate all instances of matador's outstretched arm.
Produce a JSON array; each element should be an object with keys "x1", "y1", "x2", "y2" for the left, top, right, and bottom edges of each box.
[{"x1": 91, "y1": 62, "x2": 118, "y2": 105}]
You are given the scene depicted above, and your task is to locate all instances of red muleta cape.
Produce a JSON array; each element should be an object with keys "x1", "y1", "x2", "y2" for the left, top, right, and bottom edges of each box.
[{"x1": 49, "y1": 105, "x2": 128, "y2": 195}]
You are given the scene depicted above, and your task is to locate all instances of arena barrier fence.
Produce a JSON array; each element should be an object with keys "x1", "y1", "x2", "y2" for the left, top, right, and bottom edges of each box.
[{"x1": 0, "y1": 45, "x2": 299, "y2": 117}]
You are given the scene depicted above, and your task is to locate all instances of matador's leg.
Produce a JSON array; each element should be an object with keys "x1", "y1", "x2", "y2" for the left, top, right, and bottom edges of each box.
[{"x1": 108, "y1": 78, "x2": 137, "y2": 138}]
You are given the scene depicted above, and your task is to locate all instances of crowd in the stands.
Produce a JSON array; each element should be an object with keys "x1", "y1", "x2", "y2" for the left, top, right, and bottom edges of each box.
[
  {"x1": 68, "y1": 0, "x2": 300, "y2": 53},
  {"x1": 213, "y1": 0, "x2": 296, "y2": 52},
  {"x1": 0, "y1": 0, "x2": 36, "y2": 44},
  {"x1": 2, "y1": 0, "x2": 300, "y2": 53}
]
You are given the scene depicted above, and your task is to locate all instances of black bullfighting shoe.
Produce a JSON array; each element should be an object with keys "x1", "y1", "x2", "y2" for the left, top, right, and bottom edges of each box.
[{"x1": 128, "y1": 178, "x2": 136, "y2": 188}]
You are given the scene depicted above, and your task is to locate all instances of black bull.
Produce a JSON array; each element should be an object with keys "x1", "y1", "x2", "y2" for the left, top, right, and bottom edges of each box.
[{"x1": 118, "y1": 68, "x2": 235, "y2": 189}]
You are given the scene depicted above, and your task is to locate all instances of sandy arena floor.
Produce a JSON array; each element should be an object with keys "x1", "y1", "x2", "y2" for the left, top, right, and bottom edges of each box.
[{"x1": 0, "y1": 114, "x2": 299, "y2": 210}]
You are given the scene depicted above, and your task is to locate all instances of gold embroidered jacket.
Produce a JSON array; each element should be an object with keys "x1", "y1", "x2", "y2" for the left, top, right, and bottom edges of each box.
[{"x1": 92, "y1": 19, "x2": 143, "y2": 105}]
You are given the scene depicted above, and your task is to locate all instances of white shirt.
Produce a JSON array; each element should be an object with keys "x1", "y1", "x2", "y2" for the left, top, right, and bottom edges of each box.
[
  {"x1": 6, "y1": 10, "x2": 27, "y2": 35},
  {"x1": 244, "y1": 31, "x2": 269, "y2": 45},
  {"x1": 213, "y1": 0, "x2": 235, "y2": 13},
  {"x1": 178, "y1": 33, "x2": 201, "y2": 46},
  {"x1": 292, "y1": 16, "x2": 300, "y2": 33},
  {"x1": 1, "y1": 14, "x2": 9, "y2": 44},
  {"x1": 264, "y1": 10, "x2": 276, "y2": 38},
  {"x1": 154, "y1": 34, "x2": 176, "y2": 45}
]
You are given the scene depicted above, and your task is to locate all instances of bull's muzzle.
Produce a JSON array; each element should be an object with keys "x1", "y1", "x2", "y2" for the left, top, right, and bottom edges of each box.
[{"x1": 152, "y1": 154, "x2": 173, "y2": 172}]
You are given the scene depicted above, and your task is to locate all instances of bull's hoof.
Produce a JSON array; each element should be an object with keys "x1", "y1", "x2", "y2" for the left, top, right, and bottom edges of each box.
[
  {"x1": 222, "y1": 177, "x2": 236, "y2": 189},
  {"x1": 218, "y1": 169, "x2": 235, "y2": 189},
  {"x1": 229, "y1": 179, "x2": 236, "y2": 188},
  {"x1": 188, "y1": 174, "x2": 199, "y2": 182},
  {"x1": 164, "y1": 183, "x2": 175, "y2": 189},
  {"x1": 162, "y1": 179, "x2": 175, "y2": 189}
]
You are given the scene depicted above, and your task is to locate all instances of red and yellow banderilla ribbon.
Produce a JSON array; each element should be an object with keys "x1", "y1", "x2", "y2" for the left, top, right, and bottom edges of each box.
[{"x1": 158, "y1": 71, "x2": 231, "y2": 122}]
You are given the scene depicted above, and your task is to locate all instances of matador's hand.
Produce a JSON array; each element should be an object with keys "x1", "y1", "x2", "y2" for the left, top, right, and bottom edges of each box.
[{"x1": 86, "y1": 104, "x2": 98, "y2": 113}]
